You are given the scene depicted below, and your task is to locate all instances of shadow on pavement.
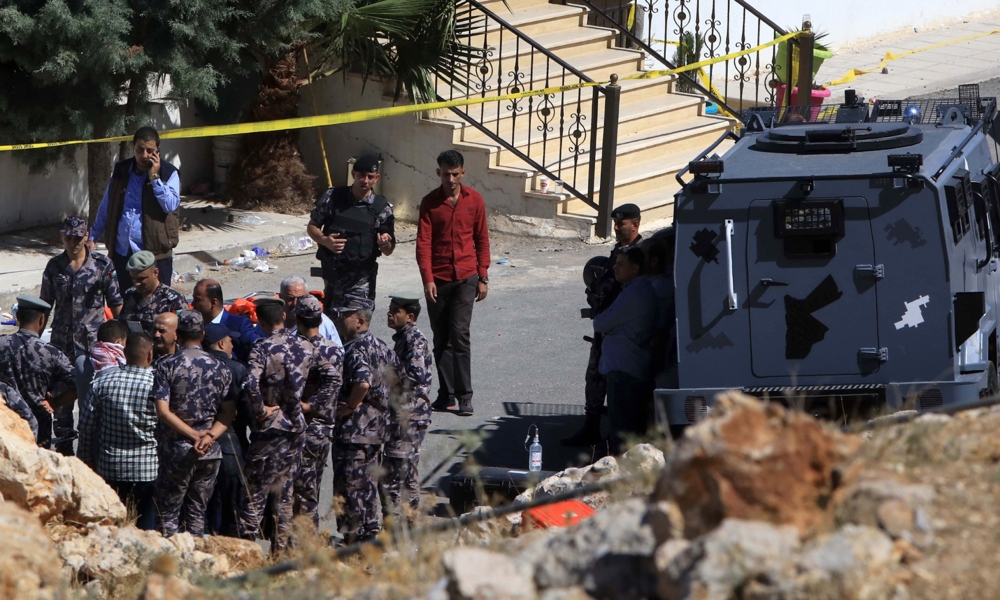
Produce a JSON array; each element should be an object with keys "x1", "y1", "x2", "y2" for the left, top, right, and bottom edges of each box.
[{"x1": 424, "y1": 402, "x2": 608, "y2": 504}]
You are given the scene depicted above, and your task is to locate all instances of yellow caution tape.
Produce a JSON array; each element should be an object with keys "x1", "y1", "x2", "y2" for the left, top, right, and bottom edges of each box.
[
  {"x1": 0, "y1": 31, "x2": 798, "y2": 153},
  {"x1": 824, "y1": 29, "x2": 1000, "y2": 87},
  {"x1": 626, "y1": 3, "x2": 635, "y2": 30}
]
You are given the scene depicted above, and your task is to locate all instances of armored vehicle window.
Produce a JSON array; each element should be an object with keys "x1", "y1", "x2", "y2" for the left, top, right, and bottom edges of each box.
[
  {"x1": 945, "y1": 169, "x2": 973, "y2": 244},
  {"x1": 772, "y1": 200, "x2": 844, "y2": 258},
  {"x1": 972, "y1": 176, "x2": 994, "y2": 242}
]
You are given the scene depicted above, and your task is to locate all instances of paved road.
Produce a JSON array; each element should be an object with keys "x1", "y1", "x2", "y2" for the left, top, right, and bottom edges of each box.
[{"x1": 173, "y1": 230, "x2": 620, "y2": 527}]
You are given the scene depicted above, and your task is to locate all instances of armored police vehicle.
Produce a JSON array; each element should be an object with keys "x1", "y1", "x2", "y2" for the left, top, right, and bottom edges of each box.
[{"x1": 658, "y1": 86, "x2": 1000, "y2": 427}]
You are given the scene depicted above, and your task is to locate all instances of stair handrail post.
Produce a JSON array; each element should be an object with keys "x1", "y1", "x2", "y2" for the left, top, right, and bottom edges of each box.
[
  {"x1": 597, "y1": 73, "x2": 621, "y2": 239},
  {"x1": 794, "y1": 18, "x2": 814, "y2": 108}
]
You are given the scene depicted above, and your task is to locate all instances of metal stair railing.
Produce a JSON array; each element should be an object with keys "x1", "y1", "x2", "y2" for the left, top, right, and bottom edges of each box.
[
  {"x1": 433, "y1": 0, "x2": 621, "y2": 236},
  {"x1": 570, "y1": 0, "x2": 793, "y2": 112}
]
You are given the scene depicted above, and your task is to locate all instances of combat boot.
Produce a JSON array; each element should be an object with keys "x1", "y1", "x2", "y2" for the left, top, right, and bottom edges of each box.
[{"x1": 561, "y1": 414, "x2": 602, "y2": 446}]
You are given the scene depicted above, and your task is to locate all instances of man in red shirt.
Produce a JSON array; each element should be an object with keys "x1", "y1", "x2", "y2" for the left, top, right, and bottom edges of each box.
[{"x1": 416, "y1": 150, "x2": 491, "y2": 416}]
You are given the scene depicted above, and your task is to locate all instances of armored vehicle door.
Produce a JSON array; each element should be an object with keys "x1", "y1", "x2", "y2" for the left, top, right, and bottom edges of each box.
[{"x1": 747, "y1": 197, "x2": 880, "y2": 377}]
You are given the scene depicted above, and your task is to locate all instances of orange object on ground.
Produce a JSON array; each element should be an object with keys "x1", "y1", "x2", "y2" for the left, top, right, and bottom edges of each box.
[
  {"x1": 227, "y1": 298, "x2": 259, "y2": 324},
  {"x1": 524, "y1": 500, "x2": 595, "y2": 529},
  {"x1": 309, "y1": 290, "x2": 324, "y2": 301},
  {"x1": 104, "y1": 306, "x2": 113, "y2": 322}
]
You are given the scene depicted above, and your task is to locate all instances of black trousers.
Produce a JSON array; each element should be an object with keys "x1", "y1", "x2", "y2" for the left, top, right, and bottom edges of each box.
[
  {"x1": 113, "y1": 251, "x2": 173, "y2": 290},
  {"x1": 428, "y1": 275, "x2": 477, "y2": 403},
  {"x1": 109, "y1": 480, "x2": 157, "y2": 530},
  {"x1": 606, "y1": 370, "x2": 653, "y2": 454},
  {"x1": 208, "y1": 431, "x2": 248, "y2": 537}
]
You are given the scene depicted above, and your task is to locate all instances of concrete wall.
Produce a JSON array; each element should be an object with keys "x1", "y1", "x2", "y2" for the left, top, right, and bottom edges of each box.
[
  {"x1": 0, "y1": 149, "x2": 89, "y2": 233},
  {"x1": 0, "y1": 95, "x2": 213, "y2": 234}
]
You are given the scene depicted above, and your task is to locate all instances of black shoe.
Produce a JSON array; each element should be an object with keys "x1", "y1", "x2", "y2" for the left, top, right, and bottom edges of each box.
[
  {"x1": 431, "y1": 397, "x2": 457, "y2": 412},
  {"x1": 457, "y1": 399, "x2": 474, "y2": 416},
  {"x1": 561, "y1": 414, "x2": 603, "y2": 446}
]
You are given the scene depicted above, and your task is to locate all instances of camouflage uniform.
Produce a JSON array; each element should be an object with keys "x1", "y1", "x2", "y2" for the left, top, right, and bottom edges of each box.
[
  {"x1": 293, "y1": 333, "x2": 344, "y2": 527},
  {"x1": 40, "y1": 249, "x2": 123, "y2": 360},
  {"x1": 383, "y1": 323, "x2": 433, "y2": 514},
  {"x1": 0, "y1": 380, "x2": 39, "y2": 438},
  {"x1": 119, "y1": 284, "x2": 187, "y2": 336},
  {"x1": 237, "y1": 329, "x2": 315, "y2": 553},
  {"x1": 41, "y1": 247, "x2": 123, "y2": 456},
  {"x1": 151, "y1": 344, "x2": 234, "y2": 537},
  {"x1": 310, "y1": 185, "x2": 396, "y2": 312},
  {"x1": 0, "y1": 329, "x2": 76, "y2": 447},
  {"x1": 334, "y1": 329, "x2": 399, "y2": 541}
]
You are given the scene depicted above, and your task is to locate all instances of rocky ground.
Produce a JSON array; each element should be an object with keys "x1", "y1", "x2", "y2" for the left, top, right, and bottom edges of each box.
[{"x1": 4, "y1": 385, "x2": 1000, "y2": 599}]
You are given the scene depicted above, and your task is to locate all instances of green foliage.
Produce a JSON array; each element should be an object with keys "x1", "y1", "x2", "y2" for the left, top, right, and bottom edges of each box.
[
  {"x1": 0, "y1": 0, "x2": 240, "y2": 171},
  {"x1": 672, "y1": 31, "x2": 704, "y2": 93},
  {"x1": 307, "y1": 0, "x2": 485, "y2": 102}
]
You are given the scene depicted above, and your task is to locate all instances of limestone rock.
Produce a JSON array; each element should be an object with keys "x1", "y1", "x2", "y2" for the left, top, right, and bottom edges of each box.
[
  {"x1": 539, "y1": 586, "x2": 595, "y2": 600},
  {"x1": 517, "y1": 498, "x2": 656, "y2": 599},
  {"x1": 0, "y1": 399, "x2": 35, "y2": 444},
  {"x1": 0, "y1": 500, "x2": 66, "y2": 599},
  {"x1": 136, "y1": 572, "x2": 196, "y2": 600},
  {"x1": 834, "y1": 475, "x2": 935, "y2": 547},
  {"x1": 796, "y1": 525, "x2": 897, "y2": 599},
  {"x1": 444, "y1": 547, "x2": 536, "y2": 600},
  {"x1": 657, "y1": 519, "x2": 801, "y2": 600},
  {"x1": 0, "y1": 406, "x2": 125, "y2": 526},
  {"x1": 56, "y1": 525, "x2": 232, "y2": 581},
  {"x1": 193, "y1": 535, "x2": 266, "y2": 573},
  {"x1": 654, "y1": 391, "x2": 863, "y2": 538},
  {"x1": 621, "y1": 444, "x2": 666, "y2": 476},
  {"x1": 646, "y1": 500, "x2": 684, "y2": 546}
]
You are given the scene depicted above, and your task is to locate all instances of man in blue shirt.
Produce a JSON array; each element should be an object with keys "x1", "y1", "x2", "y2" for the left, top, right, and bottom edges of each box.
[
  {"x1": 88, "y1": 127, "x2": 181, "y2": 290},
  {"x1": 278, "y1": 276, "x2": 343, "y2": 348},
  {"x1": 192, "y1": 279, "x2": 261, "y2": 363},
  {"x1": 593, "y1": 247, "x2": 657, "y2": 453}
]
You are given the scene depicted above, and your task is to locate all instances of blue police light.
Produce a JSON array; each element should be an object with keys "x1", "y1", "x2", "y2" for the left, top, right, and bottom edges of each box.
[{"x1": 903, "y1": 104, "x2": 922, "y2": 124}]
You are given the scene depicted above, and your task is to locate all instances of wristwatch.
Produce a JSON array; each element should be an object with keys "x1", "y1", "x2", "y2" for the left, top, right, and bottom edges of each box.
[
  {"x1": 479, "y1": 276, "x2": 489, "y2": 284},
  {"x1": 150, "y1": 173, "x2": 160, "y2": 181}
]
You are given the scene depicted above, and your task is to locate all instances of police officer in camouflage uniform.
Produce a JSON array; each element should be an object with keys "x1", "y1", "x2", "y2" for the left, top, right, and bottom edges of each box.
[
  {"x1": 333, "y1": 294, "x2": 400, "y2": 542},
  {"x1": 0, "y1": 380, "x2": 39, "y2": 438},
  {"x1": 41, "y1": 216, "x2": 124, "y2": 455},
  {"x1": 291, "y1": 296, "x2": 343, "y2": 528},
  {"x1": 307, "y1": 155, "x2": 397, "y2": 314},
  {"x1": 562, "y1": 204, "x2": 644, "y2": 447},
  {"x1": 118, "y1": 251, "x2": 186, "y2": 335},
  {"x1": 382, "y1": 294, "x2": 433, "y2": 515},
  {"x1": 237, "y1": 298, "x2": 326, "y2": 554},
  {"x1": 0, "y1": 296, "x2": 77, "y2": 448},
  {"x1": 151, "y1": 311, "x2": 236, "y2": 537}
]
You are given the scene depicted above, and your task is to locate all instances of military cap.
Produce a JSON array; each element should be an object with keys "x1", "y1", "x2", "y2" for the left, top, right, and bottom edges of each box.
[
  {"x1": 253, "y1": 297, "x2": 284, "y2": 309},
  {"x1": 353, "y1": 154, "x2": 380, "y2": 173},
  {"x1": 334, "y1": 294, "x2": 375, "y2": 314},
  {"x1": 294, "y1": 295, "x2": 324, "y2": 319},
  {"x1": 177, "y1": 310, "x2": 205, "y2": 334},
  {"x1": 612, "y1": 203, "x2": 641, "y2": 220},
  {"x1": 16, "y1": 295, "x2": 52, "y2": 312},
  {"x1": 126, "y1": 250, "x2": 157, "y2": 272},
  {"x1": 388, "y1": 293, "x2": 422, "y2": 310},
  {"x1": 204, "y1": 323, "x2": 238, "y2": 346},
  {"x1": 60, "y1": 215, "x2": 89, "y2": 237}
]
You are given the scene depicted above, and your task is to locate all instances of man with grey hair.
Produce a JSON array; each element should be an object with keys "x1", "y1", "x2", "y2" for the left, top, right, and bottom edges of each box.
[{"x1": 278, "y1": 275, "x2": 343, "y2": 347}]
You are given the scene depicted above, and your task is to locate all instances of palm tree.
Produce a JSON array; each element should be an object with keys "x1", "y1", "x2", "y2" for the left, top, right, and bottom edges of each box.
[{"x1": 225, "y1": 0, "x2": 484, "y2": 211}]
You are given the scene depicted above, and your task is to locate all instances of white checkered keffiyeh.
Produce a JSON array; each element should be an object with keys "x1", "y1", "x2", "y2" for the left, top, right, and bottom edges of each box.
[{"x1": 78, "y1": 365, "x2": 159, "y2": 482}]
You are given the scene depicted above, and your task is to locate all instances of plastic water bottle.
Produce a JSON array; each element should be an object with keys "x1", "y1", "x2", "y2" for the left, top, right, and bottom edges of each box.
[{"x1": 529, "y1": 430, "x2": 543, "y2": 472}]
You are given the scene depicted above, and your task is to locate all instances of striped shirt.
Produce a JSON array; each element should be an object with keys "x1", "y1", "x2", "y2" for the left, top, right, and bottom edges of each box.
[{"x1": 78, "y1": 365, "x2": 158, "y2": 482}]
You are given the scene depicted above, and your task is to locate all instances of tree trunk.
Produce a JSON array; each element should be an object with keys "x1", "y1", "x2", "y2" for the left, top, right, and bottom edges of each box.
[
  {"x1": 86, "y1": 143, "x2": 112, "y2": 225},
  {"x1": 225, "y1": 49, "x2": 316, "y2": 212}
]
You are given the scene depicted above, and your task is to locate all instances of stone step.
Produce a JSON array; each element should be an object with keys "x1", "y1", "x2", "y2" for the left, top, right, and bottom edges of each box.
[
  {"x1": 479, "y1": 4, "x2": 588, "y2": 43},
  {"x1": 557, "y1": 122, "x2": 733, "y2": 212}
]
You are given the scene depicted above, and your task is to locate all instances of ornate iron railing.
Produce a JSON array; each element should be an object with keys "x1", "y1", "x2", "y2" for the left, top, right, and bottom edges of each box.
[
  {"x1": 433, "y1": 0, "x2": 619, "y2": 233},
  {"x1": 573, "y1": 0, "x2": 792, "y2": 112}
]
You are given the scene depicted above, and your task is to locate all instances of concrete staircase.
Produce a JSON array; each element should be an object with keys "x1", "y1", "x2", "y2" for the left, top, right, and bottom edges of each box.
[{"x1": 422, "y1": 0, "x2": 736, "y2": 234}]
